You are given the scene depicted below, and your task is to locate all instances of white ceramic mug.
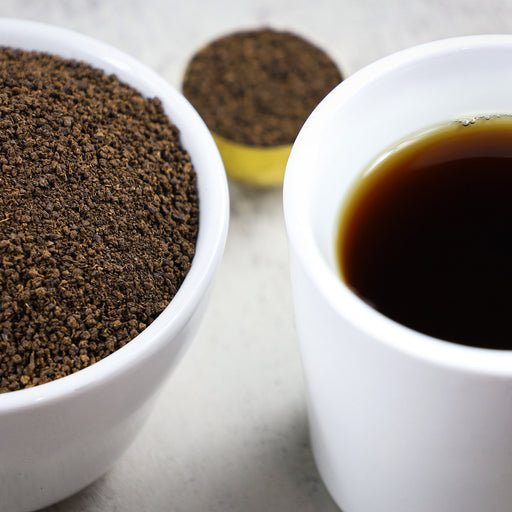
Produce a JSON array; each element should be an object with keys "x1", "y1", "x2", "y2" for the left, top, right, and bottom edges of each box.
[{"x1": 284, "y1": 35, "x2": 512, "y2": 512}]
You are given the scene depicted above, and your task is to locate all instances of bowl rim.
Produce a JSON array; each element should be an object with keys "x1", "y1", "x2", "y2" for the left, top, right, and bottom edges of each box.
[
  {"x1": 284, "y1": 34, "x2": 512, "y2": 376},
  {"x1": 0, "y1": 18, "x2": 229, "y2": 410}
]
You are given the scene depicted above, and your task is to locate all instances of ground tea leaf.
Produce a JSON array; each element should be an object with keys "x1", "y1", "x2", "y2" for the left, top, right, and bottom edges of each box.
[
  {"x1": 0, "y1": 47, "x2": 199, "y2": 393},
  {"x1": 182, "y1": 28, "x2": 342, "y2": 146}
]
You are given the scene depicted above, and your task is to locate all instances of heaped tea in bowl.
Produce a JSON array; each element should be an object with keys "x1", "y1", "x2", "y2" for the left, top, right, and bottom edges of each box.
[
  {"x1": 0, "y1": 47, "x2": 199, "y2": 393},
  {"x1": 337, "y1": 116, "x2": 512, "y2": 349}
]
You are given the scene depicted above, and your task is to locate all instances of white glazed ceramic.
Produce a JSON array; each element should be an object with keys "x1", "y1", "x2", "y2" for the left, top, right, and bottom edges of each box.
[
  {"x1": 284, "y1": 35, "x2": 512, "y2": 512},
  {"x1": 0, "y1": 19, "x2": 229, "y2": 512}
]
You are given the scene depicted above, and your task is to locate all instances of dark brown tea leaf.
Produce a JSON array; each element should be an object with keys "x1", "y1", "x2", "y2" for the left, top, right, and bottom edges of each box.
[
  {"x1": 183, "y1": 28, "x2": 342, "y2": 146},
  {"x1": 0, "y1": 47, "x2": 199, "y2": 392}
]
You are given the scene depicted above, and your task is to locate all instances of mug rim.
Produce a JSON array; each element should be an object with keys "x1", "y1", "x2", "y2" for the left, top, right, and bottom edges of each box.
[
  {"x1": 0, "y1": 18, "x2": 229, "y2": 411},
  {"x1": 284, "y1": 34, "x2": 512, "y2": 375}
]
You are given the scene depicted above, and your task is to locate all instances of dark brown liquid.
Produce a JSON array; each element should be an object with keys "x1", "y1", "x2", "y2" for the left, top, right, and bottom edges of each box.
[{"x1": 338, "y1": 117, "x2": 512, "y2": 349}]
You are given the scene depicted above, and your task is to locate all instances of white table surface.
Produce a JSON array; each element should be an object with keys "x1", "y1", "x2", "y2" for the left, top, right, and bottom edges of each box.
[{"x1": 2, "y1": 1, "x2": 511, "y2": 510}]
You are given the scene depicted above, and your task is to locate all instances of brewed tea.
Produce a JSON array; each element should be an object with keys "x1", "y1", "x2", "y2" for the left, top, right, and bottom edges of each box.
[{"x1": 338, "y1": 117, "x2": 512, "y2": 349}]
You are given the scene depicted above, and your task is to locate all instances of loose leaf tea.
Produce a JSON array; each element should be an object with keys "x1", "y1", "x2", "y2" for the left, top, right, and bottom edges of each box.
[
  {"x1": 0, "y1": 47, "x2": 199, "y2": 393},
  {"x1": 183, "y1": 28, "x2": 342, "y2": 146}
]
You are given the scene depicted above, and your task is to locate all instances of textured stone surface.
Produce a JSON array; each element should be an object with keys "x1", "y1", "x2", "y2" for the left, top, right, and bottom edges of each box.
[{"x1": 1, "y1": 0, "x2": 511, "y2": 510}]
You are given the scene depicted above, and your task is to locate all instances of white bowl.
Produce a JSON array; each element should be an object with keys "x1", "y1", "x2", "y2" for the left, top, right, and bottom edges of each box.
[{"x1": 0, "y1": 19, "x2": 229, "y2": 512}]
